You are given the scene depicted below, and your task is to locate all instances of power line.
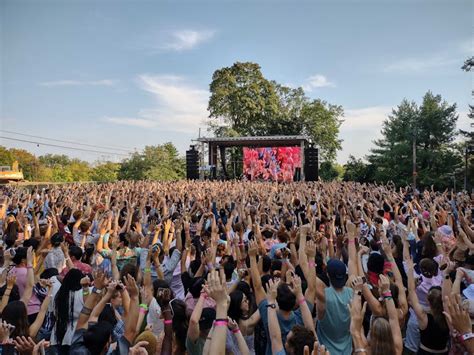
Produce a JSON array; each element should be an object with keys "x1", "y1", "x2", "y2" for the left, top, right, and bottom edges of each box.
[
  {"x1": 0, "y1": 129, "x2": 133, "y2": 152},
  {"x1": 0, "y1": 136, "x2": 130, "y2": 157}
]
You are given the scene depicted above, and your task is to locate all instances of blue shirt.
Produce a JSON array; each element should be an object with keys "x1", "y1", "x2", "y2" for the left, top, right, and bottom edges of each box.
[{"x1": 317, "y1": 287, "x2": 353, "y2": 355}]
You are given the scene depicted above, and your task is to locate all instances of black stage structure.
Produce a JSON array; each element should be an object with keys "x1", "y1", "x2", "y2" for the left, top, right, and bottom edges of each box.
[{"x1": 186, "y1": 135, "x2": 319, "y2": 182}]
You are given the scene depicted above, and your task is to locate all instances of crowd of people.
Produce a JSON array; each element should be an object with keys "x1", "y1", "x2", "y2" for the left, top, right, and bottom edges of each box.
[{"x1": 0, "y1": 180, "x2": 472, "y2": 355}]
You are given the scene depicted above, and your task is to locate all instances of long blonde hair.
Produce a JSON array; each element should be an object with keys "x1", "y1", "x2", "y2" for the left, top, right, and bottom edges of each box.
[{"x1": 370, "y1": 317, "x2": 396, "y2": 355}]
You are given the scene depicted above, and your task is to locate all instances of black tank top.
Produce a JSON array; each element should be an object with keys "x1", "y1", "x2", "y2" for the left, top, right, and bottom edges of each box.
[{"x1": 419, "y1": 314, "x2": 449, "y2": 351}]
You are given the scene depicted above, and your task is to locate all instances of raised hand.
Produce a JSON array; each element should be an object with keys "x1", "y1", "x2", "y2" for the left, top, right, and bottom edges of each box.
[
  {"x1": 304, "y1": 341, "x2": 330, "y2": 355},
  {"x1": 306, "y1": 240, "x2": 317, "y2": 258},
  {"x1": 378, "y1": 274, "x2": 390, "y2": 293},
  {"x1": 349, "y1": 276, "x2": 364, "y2": 292},
  {"x1": 443, "y1": 294, "x2": 472, "y2": 335},
  {"x1": 248, "y1": 239, "x2": 258, "y2": 257},
  {"x1": 92, "y1": 270, "x2": 107, "y2": 290},
  {"x1": 207, "y1": 270, "x2": 228, "y2": 305},
  {"x1": 266, "y1": 278, "x2": 279, "y2": 303},
  {"x1": 26, "y1": 246, "x2": 33, "y2": 266},
  {"x1": 124, "y1": 274, "x2": 139, "y2": 299}
]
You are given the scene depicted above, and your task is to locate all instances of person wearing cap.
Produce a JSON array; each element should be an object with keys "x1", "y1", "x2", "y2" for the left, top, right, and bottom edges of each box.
[
  {"x1": 186, "y1": 298, "x2": 216, "y2": 355},
  {"x1": 316, "y1": 258, "x2": 353, "y2": 355}
]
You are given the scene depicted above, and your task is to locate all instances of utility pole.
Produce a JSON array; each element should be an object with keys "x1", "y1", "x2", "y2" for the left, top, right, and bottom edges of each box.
[
  {"x1": 412, "y1": 133, "x2": 417, "y2": 191},
  {"x1": 465, "y1": 147, "x2": 468, "y2": 191}
]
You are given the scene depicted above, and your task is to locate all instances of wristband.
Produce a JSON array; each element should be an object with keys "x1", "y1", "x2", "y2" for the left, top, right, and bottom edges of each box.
[
  {"x1": 27, "y1": 265, "x2": 33, "y2": 269},
  {"x1": 139, "y1": 303, "x2": 149, "y2": 310},
  {"x1": 354, "y1": 349, "x2": 367, "y2": 354},
  {"x1": 80, "y1": 306, "x2": 92, "y2": 315},
  {"x1": 139, "y1": 308, "x2": 148, "y2": 315},
  {"x1": 231, "y1": 328, "x2": 240, "y2": 334},
  {"x1": 459, "y1": 332, "x2": 474, "y2": 343},
  {"x1": 144, "y1": 267, "x2": 151, "y2": 273},
  {"x1": 298, "y1": 297, "x2": 306, "y2": 305},
  {"x1": 164, "y1": 319, "x2": 172, "y2": 325},
  {"x1": 436, "y1": 243, "x2": 443, "y2": 247},
  {"x1": 82, "y1": 290, "x2": 90, "y2": 296},
  {"x1": 348, "y1": 239, "x2": 355, "y2": 245},
  {"x1": 384, "y1": 296, "x2": 393, "y2": 301},
  {"x1": 382, "y1": 292, "x2": 392, "y2": 298},
  {"x1": 308, "y1": 261, "x2": 316, "y2": 268},
  {"x1": 214, "y1": 320, "x2": 228, "y2": 327}
]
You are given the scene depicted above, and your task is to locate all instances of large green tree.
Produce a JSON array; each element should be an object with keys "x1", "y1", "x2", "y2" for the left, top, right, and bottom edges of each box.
[
  {"x1": 118, "y1": 143, "x2": 184, "y2": 181},
  {"x1": 9, "y1": 148, "x2": 39, "y2": 181},
  {"x1": 0, "y1": 146, "x2": 14, "y2": 166},
  {"x1": 90, "y1": 162, "x2": 120, "y2": 182},
  {"x1": 208, "y1": 62, "x2": 343, "y2": 161},
  {"x1": 368, "y1": 92, "x2": 461, "y2": 189}
]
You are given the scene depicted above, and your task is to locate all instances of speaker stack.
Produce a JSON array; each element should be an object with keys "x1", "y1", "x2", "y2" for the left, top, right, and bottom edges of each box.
[
  {"x1": 186, "y1": 147, "x2": 199, "y2": 180},
  {"x1": 304, "y1": 147, "x2": 319, "y2": 181}
]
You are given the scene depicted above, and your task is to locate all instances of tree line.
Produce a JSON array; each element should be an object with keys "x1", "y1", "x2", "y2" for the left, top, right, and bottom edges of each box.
[
  {"x1": 1, "y1": 60, "x2": 471, "y2": 188},
  {"x1": 0, "y1": 143, "x2": 185, "y2": 182}
]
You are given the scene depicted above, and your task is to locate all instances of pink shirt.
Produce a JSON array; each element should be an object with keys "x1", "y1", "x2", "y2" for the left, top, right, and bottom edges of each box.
[
  {"x1": 184, "y1": 292, "x2": 216, "y2": 313},
  {"x1": 10, "y1": 267, "x2": 41, "y2": 315},
  {"x1": 59, "y1": 260, "x2": 92, "y2": 278}
]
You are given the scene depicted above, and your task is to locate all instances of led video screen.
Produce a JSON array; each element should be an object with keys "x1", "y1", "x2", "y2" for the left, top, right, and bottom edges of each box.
[{"x1": 243, "y1": 147, "x2": 301, "y2": 182}]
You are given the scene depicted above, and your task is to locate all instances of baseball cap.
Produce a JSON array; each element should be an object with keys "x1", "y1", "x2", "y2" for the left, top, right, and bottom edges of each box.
[
  {"x1": 327, "y1": 259, "x2": 347, "y2": 289},
  {"x1": 199, "y1": 307, "x2": 216, "y2": 330}
]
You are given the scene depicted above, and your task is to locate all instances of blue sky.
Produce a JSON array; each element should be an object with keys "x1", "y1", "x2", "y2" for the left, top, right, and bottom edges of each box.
[{"x1": 1, "y1": 0, "x2": 472, "y2": 164}]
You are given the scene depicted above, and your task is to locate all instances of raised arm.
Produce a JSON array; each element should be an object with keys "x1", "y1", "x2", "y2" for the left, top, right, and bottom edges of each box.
[
  {"x1": 122, "y1": 274, "x2": 140, "y2": 344},
  {"x1": 346, "y1": 220, "x2": 358, "y2": 277},
  {"x1": 304, "y1": 240, "x2": 317, "y2": 304},
  {"x1": 76, "y1": 272, "x2": 108, "y2": 330},
  {"x1": 379, "y1": 274, "x2": 403, "y2": 354},
  {"x1": 266, "y1": 278, "x2": 284, "y2": 354},
  {"x1": 406, "y1": 257, "x2": 428, "y2": 329},
  {"x1": 207, "y1": 270, "x2": 228, "y2": 355},
  {"x1": 292, "y1": 274, "x2": 315, "y2": 336},
  {"x1": 20, "y1": 247, "x2": 34, "y2": 305},
  {"x1": 187, "y1": 290, "x2": 206, "y2": 342},
  {"x1": 248, "y1": 240, "x2": 266, "y2": 305},
  {"x1": 227, "y1": 319, "x2": 250, "y2": 355}
]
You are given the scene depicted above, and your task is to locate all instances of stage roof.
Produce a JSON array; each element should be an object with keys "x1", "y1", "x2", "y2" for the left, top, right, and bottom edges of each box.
[{"x1": 197, "y1": 135, "x2": 309, "y2": 147}]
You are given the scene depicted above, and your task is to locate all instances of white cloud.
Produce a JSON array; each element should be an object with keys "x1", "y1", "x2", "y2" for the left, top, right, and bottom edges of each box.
[
  {"x1": 157, "y1": 30, "x2": 215, "y2": 51},
  {"x1": 337, "y1": 106, "x2": 392, "y2": 164},
  {"x1": 39, "y1": 79, "x2": 118, "y2": 87},
  {"x1": 302, "y1": 74, "x2": 335, "y2": 91},
  {"x1": 104, "y1": 74, "x2": 208, "y2": 133},
  {"x1": 383, "y1": 56, "x2": 459, "y2": 73},
  {"x1": 384, "y1": 37, "x2": 472, "y2": 73},
  {"x1": 103, "y1": 117, "x2": 157, "y2": 128}
]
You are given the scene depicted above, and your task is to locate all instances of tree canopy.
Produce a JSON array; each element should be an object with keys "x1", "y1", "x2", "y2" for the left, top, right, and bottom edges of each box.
[
  {"x1": 368, "y1": 91, "x2": 461, "y2": 189},
  {"x1": 0, "y1": 142, "x2": 184, "y2": 183},
  {"x1": 208, "y1": 62, "x2": 343, "y2": 161}
]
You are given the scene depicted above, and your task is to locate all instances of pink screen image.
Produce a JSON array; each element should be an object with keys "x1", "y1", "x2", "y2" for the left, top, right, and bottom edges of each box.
[{"x1": 243, "y1": 147, "x2": 301, "y2": 182}]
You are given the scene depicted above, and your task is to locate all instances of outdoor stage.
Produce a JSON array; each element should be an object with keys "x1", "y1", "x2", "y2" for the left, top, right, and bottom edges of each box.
[{"x1": 186, "y1": 135, "x2": 319, "y2": 182}]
